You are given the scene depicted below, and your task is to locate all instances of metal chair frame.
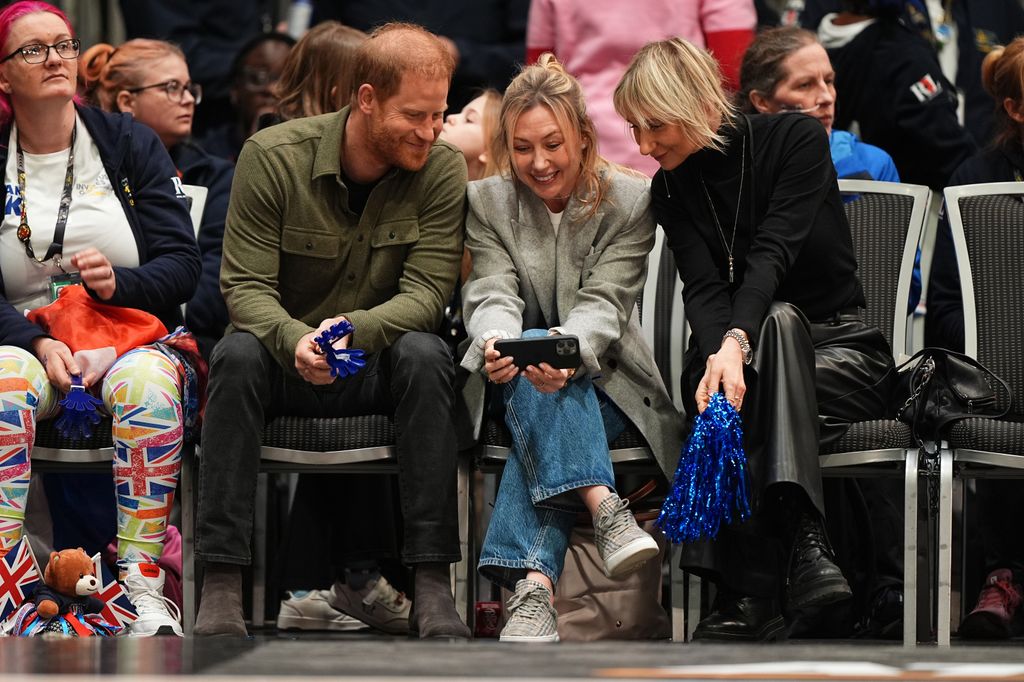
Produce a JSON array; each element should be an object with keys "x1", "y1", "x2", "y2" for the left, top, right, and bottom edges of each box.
[
  {"x1": 935, "y1": 181, "x2": 1024, "y2": 646},
  {"x1": 181, "y1": 417, "x2": 474, "y2": 636},
  {"x1": 816, "y1": 179, "x2": 932, "y2": 646}
]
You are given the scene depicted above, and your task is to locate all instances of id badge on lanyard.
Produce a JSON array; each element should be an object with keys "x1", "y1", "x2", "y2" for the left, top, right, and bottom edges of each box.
[{"x1": 47, "y1": 271, "x2": 82, "y2": 303}]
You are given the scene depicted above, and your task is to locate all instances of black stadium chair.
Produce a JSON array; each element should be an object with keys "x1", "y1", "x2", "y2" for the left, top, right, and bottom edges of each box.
[{"x1": 935, "y1": 182, "x2": 1024, "y2": 646}]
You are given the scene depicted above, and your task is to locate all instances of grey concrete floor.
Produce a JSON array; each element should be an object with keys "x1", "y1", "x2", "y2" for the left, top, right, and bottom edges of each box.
[{"x1": 3, "y1": 634, "x2": 1024, "y2": 680}]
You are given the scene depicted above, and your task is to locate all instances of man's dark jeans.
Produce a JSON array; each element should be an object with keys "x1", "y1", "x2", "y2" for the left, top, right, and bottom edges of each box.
[{"x1": 195, "y1": 331, "x2": 462, "y2": 566}]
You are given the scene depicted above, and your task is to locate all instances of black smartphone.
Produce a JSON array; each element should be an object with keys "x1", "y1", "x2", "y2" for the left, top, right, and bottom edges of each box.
[{"x1": 493, "y1": 335, "x2": 581, "y2": 370}]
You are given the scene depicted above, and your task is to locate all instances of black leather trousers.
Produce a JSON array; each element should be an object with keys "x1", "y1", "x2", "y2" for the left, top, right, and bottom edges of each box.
[{"x1": 679, "y1": 302, "x2": 894, "y2": 597}]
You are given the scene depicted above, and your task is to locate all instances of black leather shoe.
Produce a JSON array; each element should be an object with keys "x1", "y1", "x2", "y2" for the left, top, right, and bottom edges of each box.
[
  {"x1": 693, "y1": 591, "x2": 786, "y2": 642},
  {"x1": 854, "y1": 585, "x2": 904, "y2": 640},
  {"x1": 787, "y1": 514, "x2": 852, "y2": 611}
]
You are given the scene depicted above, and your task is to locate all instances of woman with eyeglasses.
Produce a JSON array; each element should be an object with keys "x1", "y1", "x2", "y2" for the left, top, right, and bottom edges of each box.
[
  {"x1": 0, "y1": 1, "x2": 199, "y2": 636},
  {"x1": 81, "y1": 39, "x2": 235, "y2": 362}
]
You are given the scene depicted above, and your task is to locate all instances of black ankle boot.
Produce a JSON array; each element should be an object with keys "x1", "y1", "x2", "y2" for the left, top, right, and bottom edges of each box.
[
  {"x1": 786, "y1": 513, "x2": 852, "y2": 611},
  {"x1": 693, "y1": 589, "x2": 786, "y2": 642}
]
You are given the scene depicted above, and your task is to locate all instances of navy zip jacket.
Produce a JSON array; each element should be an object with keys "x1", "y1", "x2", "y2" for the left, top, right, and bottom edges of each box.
[
  {"x1": 796, "y1": 0, "x2": 1024, "y2": 145},
  {"x1": 827, "y1": 18, "x2": 976, "y2": 190},
  {"x1": 0, "y1": 105, "x2": 200, "y2": 351},
  {"x1": 174, "y1": 140, "x2": 234, "y2": 347},
  {"x1": 925, "y1": 143, "x2": 1024, "y2": 353}
]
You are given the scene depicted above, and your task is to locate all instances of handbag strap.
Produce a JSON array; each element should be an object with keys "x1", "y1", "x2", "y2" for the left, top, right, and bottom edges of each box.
[{"x1": 896, "y1": 354, "x2": 935, "y2": 422}]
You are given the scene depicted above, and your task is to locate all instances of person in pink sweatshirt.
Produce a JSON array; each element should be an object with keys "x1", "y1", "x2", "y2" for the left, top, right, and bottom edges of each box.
[{"x1": 527, "y1": 0, "x2": 755, "y2": 175}]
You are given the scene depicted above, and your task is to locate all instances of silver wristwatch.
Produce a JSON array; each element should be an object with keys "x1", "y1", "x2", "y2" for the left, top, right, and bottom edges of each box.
[{"x1": 723, "y1": 328, "x2": 753, "y2": 365}]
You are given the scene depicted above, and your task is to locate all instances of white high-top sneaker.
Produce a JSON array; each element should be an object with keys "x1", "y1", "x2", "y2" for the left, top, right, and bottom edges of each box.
[{"x1": 124, "y1": 562, "x2": 183, "y2": 637}]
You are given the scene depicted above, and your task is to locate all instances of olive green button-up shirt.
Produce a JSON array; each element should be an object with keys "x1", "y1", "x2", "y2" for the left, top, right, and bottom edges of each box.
[{"x1": 220, "y1": 107, "x2": 467, "y2": 372}]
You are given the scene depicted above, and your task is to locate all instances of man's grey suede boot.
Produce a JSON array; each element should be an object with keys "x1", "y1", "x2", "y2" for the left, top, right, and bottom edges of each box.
[
  {"x1": 409, "y1": 562, "x2": 471, "y2": 639},
  {"x1": 194, "y1": 563, "x2": 248, "y2": 637}
]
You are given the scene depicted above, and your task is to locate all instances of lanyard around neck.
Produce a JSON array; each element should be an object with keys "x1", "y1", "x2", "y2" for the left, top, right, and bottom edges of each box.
[{"x1": 15, "y1": 123, "x2": 77, "y2": 269}]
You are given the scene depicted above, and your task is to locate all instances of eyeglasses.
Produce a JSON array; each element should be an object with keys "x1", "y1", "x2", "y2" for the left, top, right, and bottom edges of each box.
[
  {"x1": 1, "y1": 38, "x2": 80, "y2": 64},
  {"x1": 238, "y1": 67, "x2": 280, "y2": 90},
  {"x1": 126, "y1": 79, "x2": 203, "y2": 105}
]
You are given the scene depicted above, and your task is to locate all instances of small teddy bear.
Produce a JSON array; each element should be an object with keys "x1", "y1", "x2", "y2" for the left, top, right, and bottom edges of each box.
[{"x1": 34, "y1": 547, "x2": 104, "y2": 620}]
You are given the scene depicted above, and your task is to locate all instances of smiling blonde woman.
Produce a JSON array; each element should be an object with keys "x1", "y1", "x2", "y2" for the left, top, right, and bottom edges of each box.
[{"x1": 461, "y1": 54, "x2": 683, "y2": 642}]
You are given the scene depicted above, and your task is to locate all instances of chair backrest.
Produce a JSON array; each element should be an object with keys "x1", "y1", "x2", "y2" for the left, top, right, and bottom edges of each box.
[
  {"x1": 943, "y1": 182, "x2": 1024, "y2": 413},
  {"x1": 180, "y1": 184, "x2": 208, "y2": 237},
  {"x1": 640, "y1": 229, "x2": 686, "y2": 411},
  {"x1": 838, "y1": 180, "x2": 931, "y2": 361}
]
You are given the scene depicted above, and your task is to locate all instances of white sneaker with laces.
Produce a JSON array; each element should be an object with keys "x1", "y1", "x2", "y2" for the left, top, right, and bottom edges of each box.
[
  {"x1": 124, "y1": 562, "x2": 182, "y2": 637},
  {"x1": 277, "y1": 590, "x2": 368, "y2": 631},
  {"x1": 327, "y1": 576, "x2": 411, "y2": 635}
]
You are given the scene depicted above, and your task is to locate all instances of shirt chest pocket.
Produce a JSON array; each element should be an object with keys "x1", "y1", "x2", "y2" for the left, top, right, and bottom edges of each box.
[
  {"x1": 279, "y1": 226, "x2": 342, "y2": 291},
  {"x1": 368, "y1": 219, "x2": 419, "y2": 290},
  {"x1": 281, "y1": 227, "x2": 340, "y2": 259}
]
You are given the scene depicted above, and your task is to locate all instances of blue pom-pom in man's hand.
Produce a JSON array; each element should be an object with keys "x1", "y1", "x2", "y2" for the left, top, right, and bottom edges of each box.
[{"x1": 313, "y1": 320, "x2": 365, "y2": 379}]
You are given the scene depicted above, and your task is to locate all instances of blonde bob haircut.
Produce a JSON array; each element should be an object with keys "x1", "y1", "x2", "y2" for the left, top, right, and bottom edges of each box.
[
  {"x1": 493, "y1": 53, "x2": 608, "y2": 214},
  {"x1": 613, "y1": 37, "x2": 737, "y2": 152}
]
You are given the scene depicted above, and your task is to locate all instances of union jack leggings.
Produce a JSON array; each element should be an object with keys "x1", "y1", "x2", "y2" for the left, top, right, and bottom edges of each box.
[{"x1": 0, "y1": 345, "x2": 182, "y2": 576}]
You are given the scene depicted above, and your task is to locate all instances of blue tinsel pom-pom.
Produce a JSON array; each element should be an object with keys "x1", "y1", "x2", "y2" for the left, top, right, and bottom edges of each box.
[
  {"x1": 55, "y1": 375, "x2": 104, "y2": 439},
  {"x1": 313, "y1": 320, "x2": 367, "y2": 378},
  {"x1": 656, "y1": 392, "x2": 751, "y2": 544}
]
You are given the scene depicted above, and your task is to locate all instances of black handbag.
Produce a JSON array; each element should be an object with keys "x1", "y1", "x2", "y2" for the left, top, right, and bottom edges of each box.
[{"x1": 890, "y1": 347, "x2": 1012, "y2": 444}]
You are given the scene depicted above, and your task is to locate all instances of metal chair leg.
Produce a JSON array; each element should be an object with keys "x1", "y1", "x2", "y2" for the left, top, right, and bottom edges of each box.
[
  {"x1": 937, "y1": 445, "x2": 954, "y2": 646},
  {"x1": 902, "y1": 447, "x2": 918, "y2": 646},
  {"x1": 181, "y1": 447, "x2": 196, "y2": 636},
  {"x1": 251, "y1": 473, "x2": 268, "y2": 628},
  {"x1": 686, "y1": 570, "x2": 702, "y2": 641},
  {"x1": 454, "y1": 455, "x2": 472, "y2": 626},
  {"x1": 669, "y1": 547, "x2": 685, "y2": 641}
]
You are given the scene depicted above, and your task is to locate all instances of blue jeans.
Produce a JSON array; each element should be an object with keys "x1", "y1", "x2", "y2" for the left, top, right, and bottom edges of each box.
[{"x1": 478, "y1": 329, "x2": 626, "y2": 590}]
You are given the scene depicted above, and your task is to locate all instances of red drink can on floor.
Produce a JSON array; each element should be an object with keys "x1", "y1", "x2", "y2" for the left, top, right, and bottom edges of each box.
[{"x1": 474, "y1": 601, "x2": 501, "y2": 638}]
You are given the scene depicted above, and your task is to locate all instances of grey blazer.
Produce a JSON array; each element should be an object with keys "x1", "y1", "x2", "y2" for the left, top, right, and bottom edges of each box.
[{"x1": 460, "y1": 171, "x2": 685, "y2": 480}]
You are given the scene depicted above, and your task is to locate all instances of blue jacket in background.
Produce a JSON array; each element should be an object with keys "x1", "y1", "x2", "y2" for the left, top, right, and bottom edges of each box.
[
  {"x1": 830, "y1": 129, "x2": 921, "y2": 311},
  {"x1": 830, "y1": 129, "x2": 900, "y2": 183},
  {"x1": 0, "y1": 105, "x2": 200, "y2": 351}
]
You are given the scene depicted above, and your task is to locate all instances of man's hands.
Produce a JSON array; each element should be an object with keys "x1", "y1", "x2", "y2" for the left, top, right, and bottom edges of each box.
[
  {"x1": 695, "y1": 335, "x2": 747, "y2": 414},
  {"x1": 294, "y1": 316, "x2": 350, "y2": 385}
]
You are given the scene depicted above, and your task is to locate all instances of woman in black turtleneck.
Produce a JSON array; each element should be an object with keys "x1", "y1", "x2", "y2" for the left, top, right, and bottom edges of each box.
[{"x1": 614, "y1": 37, "x2": 895, "y2": 641}]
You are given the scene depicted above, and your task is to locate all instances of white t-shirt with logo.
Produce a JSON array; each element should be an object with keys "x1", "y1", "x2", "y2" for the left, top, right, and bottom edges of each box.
[{"x1": 1, "y1": 114, "x2": 138, "y2": 313}]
